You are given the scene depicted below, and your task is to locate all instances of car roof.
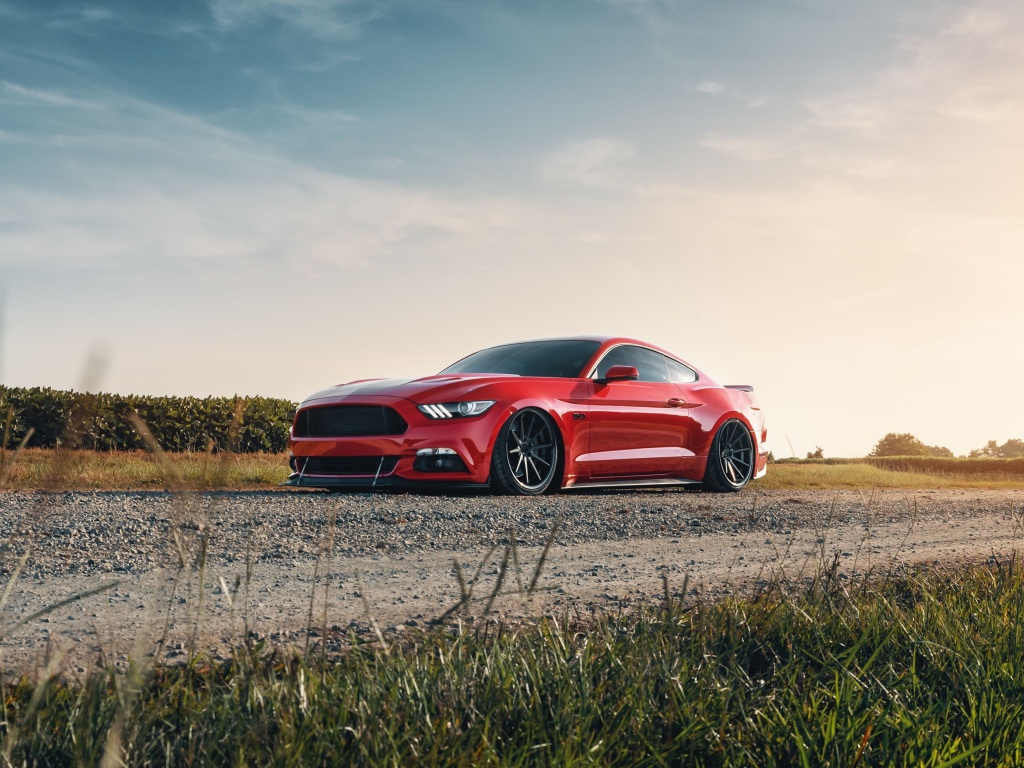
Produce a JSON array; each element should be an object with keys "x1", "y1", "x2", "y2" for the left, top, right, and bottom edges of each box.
[
  {"x1": 500, "y1": 335, "x2": 647, "y2": 345},
  {"x1": 479, "y1": 336, "x2": 689, "y2": 368},
  {"x1": 504, "y1": 336, "x2": 673, "y2": 353}
]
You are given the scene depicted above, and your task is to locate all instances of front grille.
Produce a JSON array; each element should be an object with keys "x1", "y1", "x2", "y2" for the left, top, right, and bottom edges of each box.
[
  {"x1": 300, "y1": 456, "x2": 399, "y2": 476},
  {"x1": 293, "y1": 406, "x2": 407, "y2": 437}
]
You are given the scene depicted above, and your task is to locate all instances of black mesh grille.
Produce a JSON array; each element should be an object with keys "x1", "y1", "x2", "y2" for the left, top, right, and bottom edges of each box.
[
  {"x1": 294, "y1": 406, "x2": 407, "y2": 437},
  {"x1": 301, "y1": 456, "x2": 399, "y2": 476}
]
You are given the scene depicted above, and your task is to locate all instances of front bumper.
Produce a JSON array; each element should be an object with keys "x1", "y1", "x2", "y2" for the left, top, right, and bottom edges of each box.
[{"x1": 286, "y1": 395, "x2": 505, "y2": 490}]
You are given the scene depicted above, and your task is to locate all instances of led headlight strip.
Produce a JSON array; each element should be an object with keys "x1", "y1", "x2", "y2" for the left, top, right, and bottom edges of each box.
[{"x1": 417, "y1": 400, "x2": 496, "y2": 419}]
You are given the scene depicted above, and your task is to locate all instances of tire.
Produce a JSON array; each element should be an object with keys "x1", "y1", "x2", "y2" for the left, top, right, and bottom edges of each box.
[
  {"x1": 490, "y1": 408, "x2": 560, "y2": 495},
  {"x1": 702, "y1": 419, "x2": 755, "y2": 493}
]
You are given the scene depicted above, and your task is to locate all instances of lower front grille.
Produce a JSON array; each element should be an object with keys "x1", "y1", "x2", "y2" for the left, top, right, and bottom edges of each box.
[{"x1": 299, "y1": 456, "x2": 398, "y2": 476}]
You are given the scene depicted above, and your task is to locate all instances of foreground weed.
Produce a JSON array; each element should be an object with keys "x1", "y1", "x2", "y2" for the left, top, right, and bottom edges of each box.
[{"x1": 5, "y1": 563, "x2": 1024, "y2": 765}]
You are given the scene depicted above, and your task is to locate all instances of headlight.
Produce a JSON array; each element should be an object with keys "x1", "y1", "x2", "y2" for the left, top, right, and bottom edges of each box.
[{"x1": 418, "y1": 400, "x2": 496, "y2": 419}]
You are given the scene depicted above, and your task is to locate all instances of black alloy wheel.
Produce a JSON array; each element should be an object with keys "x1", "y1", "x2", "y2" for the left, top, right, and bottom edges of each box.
[
  {"x1": 702, "y1": 419, "x2": 755, "y2": 492},
  {"x1": 490, "y1": 408, "x2": 559, "y2": 495}
]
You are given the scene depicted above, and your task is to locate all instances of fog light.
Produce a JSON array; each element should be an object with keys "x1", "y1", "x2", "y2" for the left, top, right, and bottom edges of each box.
[{"x1": 413, "y1": 448, "x2": 468, "y2": 473}]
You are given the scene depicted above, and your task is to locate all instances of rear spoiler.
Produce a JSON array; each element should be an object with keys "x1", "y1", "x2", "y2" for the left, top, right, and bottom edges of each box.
[{"x1": 725, "y1": 385, "x2": 754, "y2": 392}]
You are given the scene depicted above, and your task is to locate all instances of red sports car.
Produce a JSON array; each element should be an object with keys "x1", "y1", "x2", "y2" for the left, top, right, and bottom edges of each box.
[{"x1": 285, "y1": 337, "x2": 767, "y2": 494}]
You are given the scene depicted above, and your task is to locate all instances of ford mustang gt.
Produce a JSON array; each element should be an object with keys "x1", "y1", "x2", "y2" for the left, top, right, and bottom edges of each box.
[{"x1": 285, "y1": 337, "x2": 767, "y2": 494}]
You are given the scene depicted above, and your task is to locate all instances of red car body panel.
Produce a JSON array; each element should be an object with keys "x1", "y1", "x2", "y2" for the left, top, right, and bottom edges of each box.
[{"x1": 286, "y1": 337, "x2": 768, "y2": 491}]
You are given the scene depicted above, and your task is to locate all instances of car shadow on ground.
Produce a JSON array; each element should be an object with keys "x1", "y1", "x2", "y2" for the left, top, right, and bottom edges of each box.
[{"x1": 307, "y1": 485, "x2": 708, "y2": 499}]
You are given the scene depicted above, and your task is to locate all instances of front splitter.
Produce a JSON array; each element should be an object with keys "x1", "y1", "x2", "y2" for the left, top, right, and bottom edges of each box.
[{"x1": 281, "y1": 475, "x2": 490, "y2": 491}]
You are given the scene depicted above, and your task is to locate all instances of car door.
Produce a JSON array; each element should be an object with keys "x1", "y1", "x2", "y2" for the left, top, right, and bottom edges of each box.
[{"x1": 582, "y1": 345, "x2": 694, "y2": 478}]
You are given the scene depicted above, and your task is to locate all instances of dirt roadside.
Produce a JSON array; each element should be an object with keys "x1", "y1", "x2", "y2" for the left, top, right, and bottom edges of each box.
[{"x1": 1, "y1": 489, "x2": 1021, "y2": 675}]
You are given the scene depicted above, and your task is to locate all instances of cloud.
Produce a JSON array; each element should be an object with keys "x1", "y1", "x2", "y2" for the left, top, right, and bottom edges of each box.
[
  {"x1": 208, "y1": 0, "x2": 381, "y2": 40},
  {"x1": 0, "y1": 85, "x2": 519, "y2": 276},
  {"x1": 693, "y1": 80, "x2": 724, "y2": 95},
  {"x1": 697, "y1": 1, "x2": 1024, "y2": 190},
  {"x1": 0, "y1": 80, "x2": 101, "y2": 110},
  {"x1": 541, "y1": 137, "x2": 635, "y2": 187},
  {"x1": 699, "y1": 134, "x2": 787, "y2": 163},
  {"x1": 804, "y1": 2, "x2": 1024, "y2": 134}
]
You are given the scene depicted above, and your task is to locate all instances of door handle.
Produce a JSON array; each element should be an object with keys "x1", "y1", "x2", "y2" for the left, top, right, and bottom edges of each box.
[{"x1": 668, "y1": 397, "x2": 702, "y2": 409}]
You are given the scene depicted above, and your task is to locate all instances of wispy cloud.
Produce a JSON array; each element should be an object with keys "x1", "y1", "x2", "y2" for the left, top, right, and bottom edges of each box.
[
  {"x1": 699, "y1": 134, "x2": 787, "y2": 163},
  {"x1": 208, "y1": 0, "x2": 381, "y2": 40},
  {"x1": 697, "y1": 0, "x2": 1024, "y2": 190},
  {"x1": 0, "y1": 81, "x2": 102, "y2": 110},
  {"x1": 0, "y1": 85, "x2": 516, "y2": 276},
  {"x1": 804, "y1": 3, "x2": 1024, "y2": 134},
  {"x1": 693, "y1": 80, "x2": 724, "y2": 95},
  {"x1": 541, "y1": 137, "x2": 635, "y2": 187}
]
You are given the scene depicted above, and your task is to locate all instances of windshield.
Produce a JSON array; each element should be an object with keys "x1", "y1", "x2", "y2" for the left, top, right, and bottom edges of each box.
[{"x1": 440, "y1": 340, "x2": 601, "y2": 378}]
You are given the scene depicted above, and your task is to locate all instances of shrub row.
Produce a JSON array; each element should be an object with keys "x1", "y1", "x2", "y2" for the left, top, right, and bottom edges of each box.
[
  {"x1": 869, "y1": 456, "x2": 1024, "y2": 476},
  {"x1": 0, "y1": 386, "x2": 296, "y2": 453},
  {"x1": 775, "y1": 455, "x2": 1024, "y2": 476}
]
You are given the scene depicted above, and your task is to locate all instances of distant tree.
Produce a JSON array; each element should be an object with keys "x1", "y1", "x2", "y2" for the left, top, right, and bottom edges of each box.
[
  {"x1": 870, "y1": 433, "x2": 952, "y2": 458},
  {"x1": 1003, "y1": 439, "x2": 1024, "y2": 458},
  {"x1": 806, "y1": 446, "x2": 824, "y2": 459},
  {"x1": 870, "y1": 433, "x2": 929, "y2": 457},
  {"x1": 767, "y1": 451, "x2": 776, "y2": 463},
  {"x1": 970, "y1": 440, "x2": 999, "y2": 458},
  {"x1": 969, "y1": 438, "x2": 1024, "y2": 458}
]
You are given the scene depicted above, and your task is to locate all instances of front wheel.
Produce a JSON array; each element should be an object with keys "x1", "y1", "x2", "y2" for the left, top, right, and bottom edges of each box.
[
  {"x1": 490, "y1": 409, "x2": 559, "y2": 495},
  {"x1": 702, "y1": 419, "x2": 755, "y2": 492}
]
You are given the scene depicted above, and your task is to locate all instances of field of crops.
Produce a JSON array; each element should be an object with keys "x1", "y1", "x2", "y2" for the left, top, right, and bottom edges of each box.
[
  {"x1": 0, "y1": 386, "x2": 295, "y2": 453},
  {"x1": 777, "y1": 455, "x2": 1024, "y2": 476}
]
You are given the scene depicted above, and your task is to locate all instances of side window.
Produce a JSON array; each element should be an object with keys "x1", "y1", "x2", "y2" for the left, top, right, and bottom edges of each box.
[
  {"x1": 594, "y1": 345, "x2": 672, "y2": 383},
  {"x1": 593, "y1": 346, "x2": 640, "y2": 379},
  {"x1": 664, "y1": 356, "x2": 697, "y2": 383}
]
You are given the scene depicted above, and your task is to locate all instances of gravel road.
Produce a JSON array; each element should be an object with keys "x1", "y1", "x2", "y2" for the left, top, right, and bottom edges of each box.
[{"x1": 1, "y1": 488, "x2": 1021, "y2": 674}]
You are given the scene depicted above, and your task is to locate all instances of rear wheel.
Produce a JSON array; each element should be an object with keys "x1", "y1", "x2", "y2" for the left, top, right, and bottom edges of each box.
[
  {"x1": 490, "y1": 409, "x2": 559, "y2": 495},
  {"x1": 702, "y1": 419, "x2": 754, "y2": 492}
]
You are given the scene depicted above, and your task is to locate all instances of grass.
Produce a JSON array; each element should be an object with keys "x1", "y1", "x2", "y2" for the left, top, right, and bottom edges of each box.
[
  {"x1": 760, "y1": 461, "x2": 1024, "y2": 490},
  {"x1": 0, "y1": 448, "x2": 291, "y2": 491},
  {"x1": 5, "y1": 561, "x2": 1024, "y2": 765},
  {"x1": 0, "y1": 449, "x2": 1021, "y2": 491}
]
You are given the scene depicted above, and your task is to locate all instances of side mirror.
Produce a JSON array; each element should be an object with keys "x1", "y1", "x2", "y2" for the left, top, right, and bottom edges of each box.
[{"x1": 601, "y1": 365, "x2": 640, "y2": 383}]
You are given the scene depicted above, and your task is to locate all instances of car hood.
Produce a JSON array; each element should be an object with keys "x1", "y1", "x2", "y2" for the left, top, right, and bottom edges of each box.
[{"x1": 301, "y1": 374, "x2": 521, "y2": 405}]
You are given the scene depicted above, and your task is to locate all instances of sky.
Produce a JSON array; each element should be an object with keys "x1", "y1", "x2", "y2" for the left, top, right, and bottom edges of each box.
[{"x1": 1, "y1": 0, "x2": 1022, "y2": 458}]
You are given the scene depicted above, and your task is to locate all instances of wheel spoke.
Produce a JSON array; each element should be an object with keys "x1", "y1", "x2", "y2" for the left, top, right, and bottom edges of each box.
[
  {"x1": 528, "y1": 411, "x2": 544, "y2": 442},
  {"x1": 533, "y1": 454, "x2": 551, "y2": 468},
  {"x1": 725, "y1": 459, "x2": 737, "y2": 482}
]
